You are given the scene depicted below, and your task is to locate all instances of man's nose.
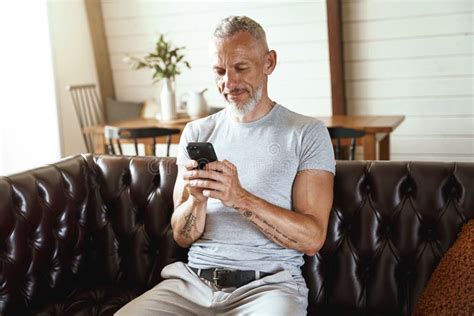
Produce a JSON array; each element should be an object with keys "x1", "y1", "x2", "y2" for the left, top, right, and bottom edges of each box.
[{"x1": 223, "y1": 71, "x2": 238, "y2": 90}]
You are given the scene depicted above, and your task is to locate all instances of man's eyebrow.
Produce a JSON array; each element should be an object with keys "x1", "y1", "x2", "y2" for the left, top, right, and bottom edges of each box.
[{"x1": 213, "y1": 61, "x2": 249, "y2": 69}]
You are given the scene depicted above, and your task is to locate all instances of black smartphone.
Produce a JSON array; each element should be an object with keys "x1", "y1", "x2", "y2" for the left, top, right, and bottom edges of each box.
[{"x1": 186, "y1": 142, "x2": 218, "y2": 170}]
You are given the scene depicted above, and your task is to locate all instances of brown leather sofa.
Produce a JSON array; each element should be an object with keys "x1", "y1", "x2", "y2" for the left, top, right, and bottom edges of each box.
[{"x1": 0, "y1": 155, "x2": 472, "y2": 316}]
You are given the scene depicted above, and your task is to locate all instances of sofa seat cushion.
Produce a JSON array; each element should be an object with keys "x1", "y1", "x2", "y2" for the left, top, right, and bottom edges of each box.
[{"x1": 36, "y1": 286, "x2": 144, "y2": 316}]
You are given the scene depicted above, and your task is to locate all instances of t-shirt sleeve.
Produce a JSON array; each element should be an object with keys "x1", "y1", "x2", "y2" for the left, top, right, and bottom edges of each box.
[
  {"x1": 176, "y1": 123, "x2": 195, "y2": 166},
  {"x1": 298, "y1": 120, "x2": 336, "y2": 174}
]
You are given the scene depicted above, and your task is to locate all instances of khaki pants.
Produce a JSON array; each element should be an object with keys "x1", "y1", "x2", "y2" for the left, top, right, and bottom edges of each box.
[{"x1": 115, "y1": 261, "x2": 308, "y2": 316}]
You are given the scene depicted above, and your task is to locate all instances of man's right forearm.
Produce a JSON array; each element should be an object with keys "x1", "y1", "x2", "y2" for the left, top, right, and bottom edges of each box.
[{"x1": 171, "y1": 197, "x2": 207, "y2": 248}]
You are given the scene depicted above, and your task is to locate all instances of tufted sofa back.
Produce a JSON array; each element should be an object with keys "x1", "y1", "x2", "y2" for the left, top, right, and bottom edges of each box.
[
  {"x1": 0, "y1": 155, "x2": 473, "y2": 315},
  {"x1": 0, "y1": 155, "x2": 186, "y2": 315},
  {"x1": 303, "y1": 160, "x2": 474, "y2": 315}
]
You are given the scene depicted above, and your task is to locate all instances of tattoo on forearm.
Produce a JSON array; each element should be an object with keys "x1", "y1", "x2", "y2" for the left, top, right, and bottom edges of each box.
[
  {"x1": 240, "y1": 209, "x2": 298, "y2": 246},
  {"x1": 243, "y1": 210, "x2": 252, "y2": 218},
  {"x1": 181, "y1": 213, "x2": 197, "y2": 239}
]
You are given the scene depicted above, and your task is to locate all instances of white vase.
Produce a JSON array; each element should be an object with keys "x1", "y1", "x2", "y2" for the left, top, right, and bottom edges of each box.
[{"x1": 159, "y1": 78, "x2": 177, "y2": 121}]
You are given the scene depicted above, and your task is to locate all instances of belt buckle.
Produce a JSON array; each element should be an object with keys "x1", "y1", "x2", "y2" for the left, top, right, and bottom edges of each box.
[{"x1": 212, "y1": 268, "x2": 231, "y2": 288}]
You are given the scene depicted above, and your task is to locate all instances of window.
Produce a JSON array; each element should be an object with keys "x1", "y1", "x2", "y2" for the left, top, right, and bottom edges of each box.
[{"x1": 0, "y1": 1, "x2": 60, "y2": 175}]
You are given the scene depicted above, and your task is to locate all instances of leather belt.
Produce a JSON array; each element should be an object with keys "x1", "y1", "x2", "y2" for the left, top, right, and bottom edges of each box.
[{"x1": 191, "y1": 267, "x2": 272, "y2": 288}]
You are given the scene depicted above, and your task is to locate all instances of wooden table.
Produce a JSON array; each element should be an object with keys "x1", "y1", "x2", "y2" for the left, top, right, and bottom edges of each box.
[
  {"x1": 318, "y1": 115, "x2": 405, "y2": 160},
  {"x1": 84, "y1": 115, "x2": 191, "y2": 155},
  {"x1": 87, "y1": 114, "x2": 404, "y2": 160}
]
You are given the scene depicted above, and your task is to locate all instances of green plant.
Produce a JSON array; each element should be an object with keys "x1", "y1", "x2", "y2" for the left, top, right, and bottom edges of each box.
[{"x1": 125, "y1": 34, "x2": 191, "y2": 84}]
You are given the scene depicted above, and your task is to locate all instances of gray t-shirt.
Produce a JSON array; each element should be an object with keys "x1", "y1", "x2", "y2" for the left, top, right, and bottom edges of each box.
[{"x1": 176, "y1": 103, "x2": 335, "y2": 276}]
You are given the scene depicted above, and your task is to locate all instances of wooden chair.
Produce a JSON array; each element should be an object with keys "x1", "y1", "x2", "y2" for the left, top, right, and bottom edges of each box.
[
  {"x1": 328, "y1": 127, "x2": 366, "y2": 160},
  {"x1": 104, "y1": 126, "x2": 180, "y2": 156},
  {"x1": 66, "y1": 84, "x2": 105, "y2": 153}
]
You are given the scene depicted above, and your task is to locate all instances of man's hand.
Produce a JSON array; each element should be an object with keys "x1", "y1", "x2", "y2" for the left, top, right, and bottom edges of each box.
[
  {"x1": 182, "y1": 160, "x2": 209, "y2": 203},
  {"x1": 184, "y1": 159, "x2": 248, "y2": 208}
]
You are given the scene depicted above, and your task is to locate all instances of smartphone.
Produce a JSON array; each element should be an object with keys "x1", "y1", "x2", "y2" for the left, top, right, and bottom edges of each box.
[{"x1": 186, "y1": 142, "x2": 218, "y2": 170}]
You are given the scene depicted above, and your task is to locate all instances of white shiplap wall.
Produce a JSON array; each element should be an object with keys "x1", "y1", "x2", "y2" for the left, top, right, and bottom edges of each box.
[
  {"x1": 343, "y1": 0, "x2": 474, "y2": 161},
  {"x1": 101, "y1": 0, "x2": 332, "y2": 117}
]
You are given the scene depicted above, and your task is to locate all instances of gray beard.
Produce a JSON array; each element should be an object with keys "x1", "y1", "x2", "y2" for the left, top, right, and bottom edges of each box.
[{"x1": 225, "y1": 85, "x2": 263, "y2": 118}]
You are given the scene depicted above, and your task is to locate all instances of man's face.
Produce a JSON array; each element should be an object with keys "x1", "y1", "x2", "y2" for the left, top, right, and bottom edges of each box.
[{"x1": 211, "y1": 32, "x2": 268, "y2": 113}]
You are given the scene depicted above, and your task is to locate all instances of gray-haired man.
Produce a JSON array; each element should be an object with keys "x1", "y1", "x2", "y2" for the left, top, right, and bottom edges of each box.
[{"x1": 116, "y1": 16, "x2": 335, "y2": 316}]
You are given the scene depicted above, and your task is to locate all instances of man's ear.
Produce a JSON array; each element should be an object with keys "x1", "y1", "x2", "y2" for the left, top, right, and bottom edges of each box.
[{"x1": 263, "y1": 50, "x2": 277, "y2": 75}]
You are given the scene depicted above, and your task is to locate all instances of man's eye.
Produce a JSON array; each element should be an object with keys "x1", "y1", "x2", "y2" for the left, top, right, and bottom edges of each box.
[
  {"x1": 236, "y1": 67, "x2": 248, "y2": 72},
  {"x1": 214, "y1": 69, "x2": 225, "y2": 76}
]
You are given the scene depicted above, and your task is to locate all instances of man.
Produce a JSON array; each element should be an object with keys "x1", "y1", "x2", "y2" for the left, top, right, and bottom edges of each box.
[{"x1": 116, "y1": 16, "x2": 334, "y2": 315}]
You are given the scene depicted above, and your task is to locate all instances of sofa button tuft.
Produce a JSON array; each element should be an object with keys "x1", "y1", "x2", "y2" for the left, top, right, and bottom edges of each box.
[{"x1": 346, "y1": 223, "x2": 352, "y2": 232}]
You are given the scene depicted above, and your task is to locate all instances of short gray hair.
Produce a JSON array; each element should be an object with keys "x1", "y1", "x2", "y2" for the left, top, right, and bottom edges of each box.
[{"x1": 214, "y1": 16, "x2": 268, "y2": 45}]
